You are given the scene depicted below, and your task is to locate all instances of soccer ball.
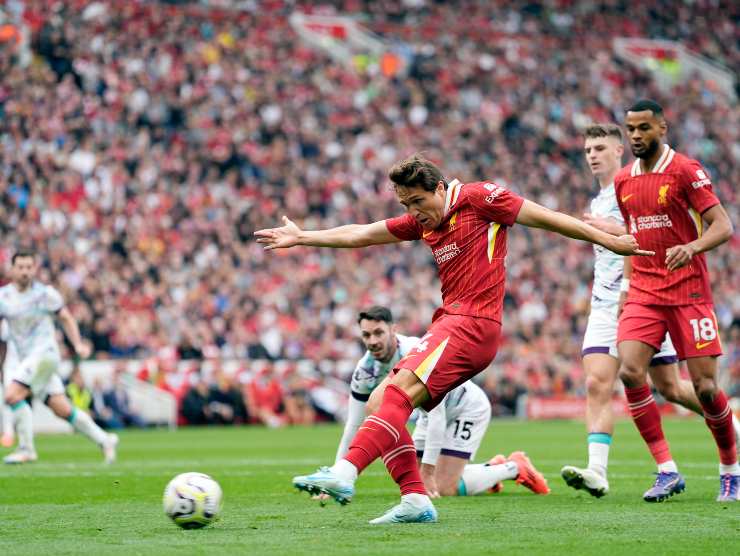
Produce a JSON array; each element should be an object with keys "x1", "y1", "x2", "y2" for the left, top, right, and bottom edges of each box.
[{"x1": 163, "y1": 472, "x2": 223, "y2": 529}]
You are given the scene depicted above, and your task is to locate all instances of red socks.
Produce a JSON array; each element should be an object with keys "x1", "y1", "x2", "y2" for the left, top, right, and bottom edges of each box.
[
  {"x1": 345, "y1": 384, "x2": 426, "y2": 495},
  {"x1": 625, "y1": 384, "x2": 673, "y2": 464},
  {"x1": 700, "y1": 390, "x2": 737, "y2": 465}
]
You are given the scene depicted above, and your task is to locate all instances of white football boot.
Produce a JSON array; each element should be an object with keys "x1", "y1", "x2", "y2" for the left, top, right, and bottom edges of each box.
[
  {"x1": 102, "y1": 433, "x2": 119, "y2": 464},
  {"x1": 561, "y1": 465, "x2": 609, "y2": 498},
  {"x1": 4, "y1": 447, "x2": 38, "y2": 464},
  {"x1": 369, "y1": 498, "x2": 438, "y2": 524}
]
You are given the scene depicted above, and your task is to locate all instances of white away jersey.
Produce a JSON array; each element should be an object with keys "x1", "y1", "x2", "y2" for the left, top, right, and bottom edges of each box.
[
  {"x1": 350, "y1": 334, "x2": 419, "y2": 400},
  {"x1": 0, "y1": 281, "x2": 64, "y2": 359},
  {"x1": 589, "y1": 184, "x2": 624, "y2": 308}
]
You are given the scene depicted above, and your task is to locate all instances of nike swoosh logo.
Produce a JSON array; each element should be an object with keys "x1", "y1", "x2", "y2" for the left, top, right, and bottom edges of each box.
[
  {"x1": 621, "y1": 194, "x2": 634, "y2": 202},
  {"x1": 695, "y1": 341, "x2": 714, "y2": 350},
  {"x1": 422, "y1": 230, "x2": 433, "y2": 238}
]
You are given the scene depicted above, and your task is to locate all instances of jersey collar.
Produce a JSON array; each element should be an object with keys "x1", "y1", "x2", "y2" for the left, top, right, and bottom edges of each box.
[
  {"x1": 630, "y1": 144, "x2": 675, "y2": 176},
  {"x1": 443, "y1": 179, "x2": 462, "y2": 216}
]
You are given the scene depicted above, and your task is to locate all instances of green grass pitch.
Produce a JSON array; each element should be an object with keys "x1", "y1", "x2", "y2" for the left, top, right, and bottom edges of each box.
[{"x1": 0, "y1": 419, "x2": 737, "y2": 555}]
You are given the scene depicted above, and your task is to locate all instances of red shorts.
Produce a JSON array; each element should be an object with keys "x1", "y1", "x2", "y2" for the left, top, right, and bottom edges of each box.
[
  {"x1": 618, "y1": 302, "x2": 722, "y2": 360},
  {"x1": 393, "y1": 312, "x2": 501, "y2": 411}
]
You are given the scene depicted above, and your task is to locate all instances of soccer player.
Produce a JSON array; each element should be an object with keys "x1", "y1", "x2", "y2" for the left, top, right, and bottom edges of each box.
[
  {"x1": 561, "y1": 123, "x2": 740, "y2": 497},
  {"x1": 1, "y1": 251, "x2": 119, "y2": 464},
  {"x1": 614, "y1": 99, "x2": 737, "y2": 502},
  {"x1": 334, "y1": 306, "x2": 548, "y2": 499},
  {"x1": 256, "y1": 153, "x2": 651, "y2": 523}
]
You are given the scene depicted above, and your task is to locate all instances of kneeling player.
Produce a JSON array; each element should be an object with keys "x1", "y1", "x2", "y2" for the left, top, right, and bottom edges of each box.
[{"x1": 330, "y1": 306, "x2": 548, "y2": 501}]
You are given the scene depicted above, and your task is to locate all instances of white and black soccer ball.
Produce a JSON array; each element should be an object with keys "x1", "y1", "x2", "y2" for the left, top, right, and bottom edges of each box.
[{"x1": 163, "y1": 472, "x2": 223, "y2": 529}]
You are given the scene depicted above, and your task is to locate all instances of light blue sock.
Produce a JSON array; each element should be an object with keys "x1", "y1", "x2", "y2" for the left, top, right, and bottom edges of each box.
[
  {"x1": 67, "y1": 406, "x2": 78, "y2": 424},
  {"x1": 457, "y1": 477, "x2": 467, "y2": 496}
]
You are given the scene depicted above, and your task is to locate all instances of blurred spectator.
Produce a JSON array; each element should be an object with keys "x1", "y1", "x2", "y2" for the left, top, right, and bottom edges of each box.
[
  {"x1": 66, "y1": 366, "x2": 92, "y2": 414},
  {"x1": 91, "y1": 377, "x2": 121, "y2": 429},
  {"x1": 181, "y1": 374, "x2": 214, "y2": 426},
  {"x1": 244, "y1": 364, "x2": 286, "y2": 428},
  {"x1": 208, "y1": 367, "x2": 248, "y2": 425},
  {"x1": 103, "y1": 366, "x2": 147, "y2": 428},
  {"x1": 283, "y1": 372, "x2": 317, "y2": 426}
]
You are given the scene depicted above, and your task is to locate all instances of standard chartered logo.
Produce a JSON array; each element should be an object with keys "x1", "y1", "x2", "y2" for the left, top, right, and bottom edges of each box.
[{"x1": 635, "y1": 214, "x2": 672, "y2": 230}]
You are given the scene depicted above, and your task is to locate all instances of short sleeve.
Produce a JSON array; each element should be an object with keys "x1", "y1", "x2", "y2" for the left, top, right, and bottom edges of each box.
[
  {"x1": 614, "y1": 172, "x2": 631, "y2": 228},
  {"x1": 44, "y1": 286, "x2": 65, "y2": 313},
  {"x1": 467, "y1": 182, "x2": 524, "y2": 226},
  {"x1": 350, "y1": 353, "x2": 374, "y2": 400},
  {"x1": 385, "y1": 213, "x2": 423, "y2": 241},
  {"x1": 679, "y1": 159, "x2": 720, "y2": 215}
]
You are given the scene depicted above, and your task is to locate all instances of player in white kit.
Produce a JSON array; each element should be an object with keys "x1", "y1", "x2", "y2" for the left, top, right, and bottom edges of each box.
[
  {"x1": 332, "y1": 306, "x2": 549, "y2": 499},
  {"x1": 561, "y1": 124, "x2": 739, "y2": 495},
  {"x1": 1, "y1": 251, "x2": 118, "y2": 464}
]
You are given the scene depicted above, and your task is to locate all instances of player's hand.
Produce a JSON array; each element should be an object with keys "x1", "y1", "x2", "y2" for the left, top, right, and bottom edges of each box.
[
  {"x1": 610, "y1": 235, "x2": 654, "y2": 257},
  {"x1": 420, "y1": 463, "x2": 440, "y2": 498},
  {"x1": 665, "y1": 243, "x2": 696, "y2": 271},
  {"x1": 74, "y1": 341, "x2": 92, "y2": 359},
  {"x1": 583, "y1": 214, "x2": 625, "y2": 236},
  {"x1": 254, "y1": 216, "x2": 302, "y2": 250}
]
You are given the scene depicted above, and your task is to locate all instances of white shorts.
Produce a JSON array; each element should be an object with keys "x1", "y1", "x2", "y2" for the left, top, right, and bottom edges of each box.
[
  {"x1": 413, "y1": 402, "x2": 491, "y2": 461},
  {"x1": 2, "y1": 345, "x2": 64, "y2": 399},
  {"x1": 583, "y1": 304, "x2": 677, "y2": 365}
]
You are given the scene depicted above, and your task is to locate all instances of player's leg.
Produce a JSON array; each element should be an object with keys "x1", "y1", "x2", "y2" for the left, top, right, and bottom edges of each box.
[
  {"x1": 46, "y1": 388, "x2": 119, "y2": 464},
  {"x1": 1, "y1": 381, "x2": 16, "y2": 447},
  {"x1": 618, "y1": 303, "x2": 684, "y2": 501},
  {"x1": 684, "y1": 355, "x2": 739, "y2": 501},
  {"x1": 650, "y1": 337, "x2": 740, "y2": 454},
  {"x1": 453, "y1": 404, "x2": 547, "y2": 496},
  {"x1": 562, "y1": 350, "x2": 618, "y2": 497},
  {"x1": 2, "y1": 380, "x2": 36, "y2": 463},
  {"x1": 294, "y1": 314, "x2": 499, "y2": 523},
  {"x1": 665, "y1": 304, "x2": 738, "y2": 501}
]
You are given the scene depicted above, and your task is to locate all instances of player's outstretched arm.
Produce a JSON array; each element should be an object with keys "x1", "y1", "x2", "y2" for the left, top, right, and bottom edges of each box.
[
  {"x1": 665, "y1": 204, "x2": 733, "y2": 271},
  {"x1": 255, "y1": 216, "x2": 402, "y2": 250},
  {"x1": 516, "y1": 199, "x2": 654, "y2": 256}
]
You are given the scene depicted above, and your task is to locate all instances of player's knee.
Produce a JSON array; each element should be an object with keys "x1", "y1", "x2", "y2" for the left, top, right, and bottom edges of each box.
[
  {"x1": 691, "y1": 376, "x2": 717, "y2": 404},
  {"x1": 585, "y1": 374, "x2": 611, "y2": 399},
  {"x1": 618, "y1": 362, "x2": 643, "y2": 387},
  {"x1": 655, "y1": 383, "x2": 681, "y2": 404}
]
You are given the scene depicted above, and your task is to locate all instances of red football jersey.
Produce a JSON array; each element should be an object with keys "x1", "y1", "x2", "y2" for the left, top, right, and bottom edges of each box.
[
  {"x1": 385, "y1": 179, "x2": 524, "y2": 323},
  {"x1": 615, "y1": 145, "x2": 720, "y2": 305}
]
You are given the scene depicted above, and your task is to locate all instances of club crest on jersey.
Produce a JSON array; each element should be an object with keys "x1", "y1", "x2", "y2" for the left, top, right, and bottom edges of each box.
[
  {"x1": 448, "y1": 212, "x2": 458, "y2": 231},
  {"x1": 657, "y1": 184, "x2": 670, "y2": 206}
]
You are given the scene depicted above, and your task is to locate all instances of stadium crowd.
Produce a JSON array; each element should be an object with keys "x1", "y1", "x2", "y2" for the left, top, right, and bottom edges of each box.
[{"x1": 0, "y1": 0, "x2": 737, "y2": 420}]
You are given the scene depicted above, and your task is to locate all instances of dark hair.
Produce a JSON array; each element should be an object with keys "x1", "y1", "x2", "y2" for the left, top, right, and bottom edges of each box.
[
  {"x1": 627, "y1": 99, "x2": 664, "y2": 117},
  {"x1": 357, "y1": 306, "x2": 393, "y2": 325},
  {"x1": 11, "y1": 250, "x2": 36, "y2": 264},
  {"x1": 388, "y1": 154, "x2": 446, "y2": 192},
  {"x1": 583, "y1": 123, "x2": 622, "y2": 141}
]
